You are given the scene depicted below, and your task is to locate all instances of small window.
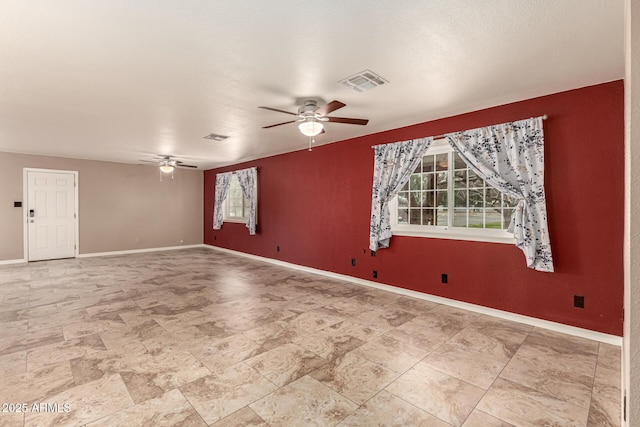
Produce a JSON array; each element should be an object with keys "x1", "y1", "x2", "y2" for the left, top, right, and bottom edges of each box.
[
  {"x1": 223, "y1": 174, "x2": 251, "y2": 222},
  {"x1": 390, "y1": 140, "x2": 516, "y2": 244}
]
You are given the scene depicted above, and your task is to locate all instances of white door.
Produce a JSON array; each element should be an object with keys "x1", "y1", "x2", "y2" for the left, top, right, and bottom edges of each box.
[{"x1": 27, "y1": 171, "x2": 76, "y2": 261}]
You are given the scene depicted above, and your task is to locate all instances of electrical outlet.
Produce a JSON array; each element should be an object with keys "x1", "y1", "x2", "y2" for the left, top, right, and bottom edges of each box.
[
  {"x1": 373, "y1": 270, "x2": 378, "y2": 278},
  {"x1": 574, "y1": 295, "x2": 585, "y2": 308},
  {"x1": 351, "y1": 258, "x2": 356, "y2": 267},
  {"x1": 441, "y1": 273, "x2": 448, "y2": 284},
  {"x1": 277, "y1": 246, "x2": 280, "y2": 252}
]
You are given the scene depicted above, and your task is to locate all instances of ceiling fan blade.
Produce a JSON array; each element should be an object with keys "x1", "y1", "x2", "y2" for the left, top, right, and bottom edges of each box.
[
  {"x1": 173, "y1": 160, "x2": 197, "y2": 168},
  {"x1": 258, "y1": 106, "x2": 298, "y2": 116},
  {"x1": 325, "y1": 116, "x2": 369, "y2": 125},
  {"x1": 139, "y1": 159, "x2": 160, "y2": 164},
  {"x1": 262, "y1": 120, "x2": 297, "y2": 129},
  {"x1": 314, "y1": 100, "x2": 346, "y2": 116}
]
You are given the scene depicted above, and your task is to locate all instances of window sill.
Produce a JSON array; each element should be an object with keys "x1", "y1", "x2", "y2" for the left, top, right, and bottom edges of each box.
[
  {"x1": 223, "y1": 218, "x2": 248, "y2": 224},
  {"x1": 392, "y1": 226, "x2": 515, "y2": 244}
]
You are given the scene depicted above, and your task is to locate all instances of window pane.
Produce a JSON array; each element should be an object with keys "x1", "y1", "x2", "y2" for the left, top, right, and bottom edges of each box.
[
  {"x1": 422, "y1": 173, "x2": 435, "y2": 190},
  {"x1": 393, "y1": 149, "x2": 515, "y2": 234},
  {"x1": 469, "y1": 188, "x2": 484, "y2": 208},
  {"x1": 398, "y1": 208, "x2": 409, "y2": 224},
  {"x1": 436, "y1": 208, "x2": 448, "y2": 226},
  {"x1": 423, "y1": 155, "x2": 435, "y2": 173},
  {"x1": 453, "y1": 209, "x2": 467, "y2": 227},
  {"x1": 410, "y1": 209, "x2": 421, "y2": 224},
  {"x1": 422, "y1": 209, "x2": 434, "y2": 225},
  {"x1": 410, "y1": 174, "x2": 421, "y2": 191},
  {"x1": 410, "y1": 191, "x2": 422, "y2": 207},
  {"x1": 454, "y1": 170, "x2": 467, "y2": 188},
  {"x1": 436, "y1": 190, "x2": 448, "y2": 207},
  {"x1": 454, "y1": 190, "x2": 467, "y2": 207},
  {"x1": 486, "y1": 188, "x2": 501, "y2": 207},
  {"x1": 454, "y1": 152, "x2": 467, "y2": 169},
  {"x1": 436, "y1": 153, "x2": 448, "y2": 171},
  {"x1": 468, "y1": 209, "x2": 483, "y2": 228},
  {"x1": 226, "y1": 176, "x2": 250, "y2": 219},
  {"x1": 468, "y1": 169, "x2": 484, "y2": 188},
  {"x1": 398, "y1": 192, "x2": 409, "y2": 208},
  {"x1": 423, "y1": 191, "x2": 435, "y2": 208},
  {"x1": 485, "y1": 209, "x2": 502, "y2": 229}
]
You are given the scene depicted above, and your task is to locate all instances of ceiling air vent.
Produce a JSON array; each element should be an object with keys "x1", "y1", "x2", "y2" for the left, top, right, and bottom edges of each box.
[
  {"x1": 339, "y1": 70, "x2": 388, "y2": 93},
  {"x1": 203, "y1": 133, "x2": 229, "y2": 141}
]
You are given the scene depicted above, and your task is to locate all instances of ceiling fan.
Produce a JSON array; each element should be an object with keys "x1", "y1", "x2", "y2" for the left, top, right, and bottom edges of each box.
[
  {"x1": 258, "y1": 99, "x2": 369, "y2": 137},
  {"x1": 140, "y1": 155, "x2": 197, "y2": 173}
]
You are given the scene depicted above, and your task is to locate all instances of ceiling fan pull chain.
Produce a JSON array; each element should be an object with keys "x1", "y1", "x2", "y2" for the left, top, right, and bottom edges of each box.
[{"x1": 308, "y1": 136, "x2": 313, "y2": 151}]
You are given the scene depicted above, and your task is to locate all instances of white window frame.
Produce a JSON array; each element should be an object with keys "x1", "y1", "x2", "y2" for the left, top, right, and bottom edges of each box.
[
  {"x1": 389, "y1": 139, "x2": 515, "y2": 244},
  {"x1": 222, "y1": 173, "x2": 257, "y2": 224}
]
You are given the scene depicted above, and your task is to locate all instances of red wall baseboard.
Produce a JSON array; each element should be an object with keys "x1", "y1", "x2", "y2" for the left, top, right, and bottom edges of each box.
[{"x1": 204, "y1": 81, "x2": 624, "y2": 336}]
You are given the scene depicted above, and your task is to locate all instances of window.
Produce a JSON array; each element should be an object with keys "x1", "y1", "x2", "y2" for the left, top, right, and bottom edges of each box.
[
  {"x1": 223, "y1": 174, "x2": 251, "y2": 222},
  {"x1": 390, "y1": 140, "x2": 517, "y2": 243}
]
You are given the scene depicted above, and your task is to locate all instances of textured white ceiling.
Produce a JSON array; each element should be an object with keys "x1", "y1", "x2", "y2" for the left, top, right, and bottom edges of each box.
[{"x1": 0, "y1": 1, "x2": 624, "y2": 169}]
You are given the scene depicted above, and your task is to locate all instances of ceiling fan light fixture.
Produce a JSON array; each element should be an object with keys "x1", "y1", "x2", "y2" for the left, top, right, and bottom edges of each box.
[
  {"x1": 160, "y1": 165, "x2": 174, "y2": 173},
  {"x1": 298, "y1": 120, "x2": 323, "y2": 137}
]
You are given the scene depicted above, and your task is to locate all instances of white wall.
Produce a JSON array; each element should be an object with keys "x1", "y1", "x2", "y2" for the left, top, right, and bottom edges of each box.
[
  {"x1": 624, "y1": 0, "x2": 640, "y2": 425},
  {"x1": 0, "y1": 152, "x2": 203, "y2": 261}
]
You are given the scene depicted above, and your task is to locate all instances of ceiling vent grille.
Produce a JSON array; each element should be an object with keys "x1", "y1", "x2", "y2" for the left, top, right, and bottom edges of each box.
[
  {"x1": 203, "y1": 133, "x2": 229, "y2": 141},
  {"x1": 339, "y1": 70, "x2": 388, "y2": 93}
]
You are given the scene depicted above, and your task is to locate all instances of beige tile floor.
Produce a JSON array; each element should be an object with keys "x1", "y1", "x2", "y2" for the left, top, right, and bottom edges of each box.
[{"x1": 0, "y1": 248, "x2": 620, "y2": 426}]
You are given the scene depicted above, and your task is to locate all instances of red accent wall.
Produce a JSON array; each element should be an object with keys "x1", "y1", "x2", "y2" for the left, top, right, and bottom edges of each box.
[{"x1": 204, "y1": 81, "x2": 624, "y2": 336}]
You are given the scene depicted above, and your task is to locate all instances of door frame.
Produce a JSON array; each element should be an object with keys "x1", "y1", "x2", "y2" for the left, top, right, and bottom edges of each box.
[{"x1": 23, "y1": 168, "x2": 79, "y2": 261}]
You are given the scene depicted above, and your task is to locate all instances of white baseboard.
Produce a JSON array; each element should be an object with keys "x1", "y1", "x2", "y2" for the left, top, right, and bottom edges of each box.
[
  {"x1": 0, "y1": 258, "x2": 27, "y2": 266},
  {"x1": 78, "y1": 244, "x2": 207, "y2": 258},
  {"x1": 204, "y1": 244, "x2": 622, "y2": 346}
]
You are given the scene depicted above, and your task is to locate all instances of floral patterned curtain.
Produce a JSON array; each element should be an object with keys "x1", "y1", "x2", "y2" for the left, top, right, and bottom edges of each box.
[
  {"x1": 212, "y1": 172, "x2": 232, "y2": 230},
  {"x1": 446, "y1": 116, "x2": 553, "y2": 272},
  {"x1": 369, "y1": 137, "x2": 432, "y2": 251},
  {"x1": 236, "y1": 167, "x2": 258, "y2": 235}
]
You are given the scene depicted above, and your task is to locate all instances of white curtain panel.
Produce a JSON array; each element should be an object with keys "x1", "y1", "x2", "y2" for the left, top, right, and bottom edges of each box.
[
  {"x1": 369, "y1": 137, "x2": 433, "y2": 251},
  {"x1": 446, "y1": 116, "x2": 554, "y2": 272},
  {"x1": 212, "y1": 172, "x2": 232, "y2": 230},
  {"x1": 236, "y1": 167, "x2": 258, "y2": 235}
]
